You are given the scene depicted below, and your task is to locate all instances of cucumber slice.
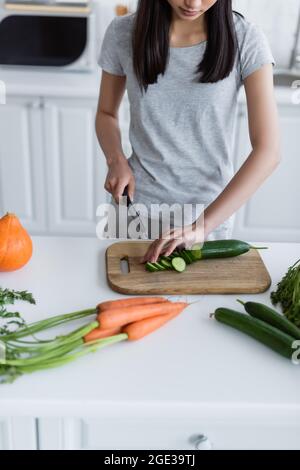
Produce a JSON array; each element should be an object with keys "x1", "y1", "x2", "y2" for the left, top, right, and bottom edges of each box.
[
  {"x1": 171, "y1": 257, "x2": 186, "y2": 273},
  {"x1": 160, "y1": 259, "x2": 173, "y2": 270},
  {"x1": 180, "y1": 250, "x2": 192, "y2": 265},
  {"x1": 186, "y1": 250, "x2": 196, "y2": 264},
  {"x1": 145, "y1": 263, "x2": 160, "y2": 272},
  {"x1": 182, "y1": 250, "x2": 194, "y2": 264},
  {"x1": 153, "y1": 262, "x2": 166, "y2": 271},
  {"x1": 160, "y1": 255, "x2": 172, "y2": 262}
]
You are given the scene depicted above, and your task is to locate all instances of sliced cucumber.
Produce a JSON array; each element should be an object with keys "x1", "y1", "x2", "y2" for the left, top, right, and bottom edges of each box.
[
  {"x1": 145, "y1": 263, "x2": 160, "y2": 272},
  {"x1": 183, "y1": 250, "x2": 194, "y2": 264},
  {"x1": 153, "y1": 262, "x2": 166, "y2": 271},
  {"x1": 180, "y1": 250, "x2": 192, "y2": 265},
  {"x1": 160, "y1": 255, "x2": 172, "y2": 263},
  {"x1": 160, "y1": 259, "x2": 173, "y2": 270},
  {"x1": 171, "y1": 257, "x2": 186, "y2": 273}
]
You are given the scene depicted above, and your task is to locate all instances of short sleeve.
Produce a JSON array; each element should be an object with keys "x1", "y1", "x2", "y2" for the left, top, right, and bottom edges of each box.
[
  {"x1": 98, "y1": 18, "x2": 125, "y2": 76},
  {"x1": 240, "y1": 23, "x2": 276, "y2": 82}
]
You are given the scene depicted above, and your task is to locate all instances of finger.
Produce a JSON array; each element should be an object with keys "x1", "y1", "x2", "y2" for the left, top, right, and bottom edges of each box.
[
  {"x1": 164, "y1": 239, "x2": 181, "y2": 257},
  {"x1": 128, "y1": 177, "x2": 135, "y2": 202},
  {"x1": 150, "y1": 238, "x2": 169, "y2": 263},
  {"x1": 112, "y1": 189, "x2": 122, "y2": 205},
  {"x1": 115, "y1": 183, "x2": 127, "y2": 204},
  {"x1": 104, "y1": 180, "x2": 111, "y2": 193},
  {"x1": 140, "y1": 240, "x2": 158, "y2": 263},
  {"x1": 141, "y1": 240, "x2": 159, "y2": 263}
]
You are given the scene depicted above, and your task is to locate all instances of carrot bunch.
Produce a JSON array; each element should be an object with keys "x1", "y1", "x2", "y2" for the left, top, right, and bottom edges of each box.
[
  {"x1": 84, "y1": 297, "x2": 188, "y2": 342},
  {"x1": 0, "y1": 297, "x2": 189, "y2": 382}
]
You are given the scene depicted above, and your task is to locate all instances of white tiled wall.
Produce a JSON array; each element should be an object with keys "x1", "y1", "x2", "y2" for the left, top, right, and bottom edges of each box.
[{"x1": 233, "y1": 0, "x2": 300, "y2": 68}]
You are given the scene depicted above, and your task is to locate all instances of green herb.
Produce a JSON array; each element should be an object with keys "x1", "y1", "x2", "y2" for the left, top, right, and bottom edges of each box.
[
  {"x1": 0, "y1": 287, "x2": 35, "y2": 336},
  {"x1": 0, "y1": 289, "x2": 125, "y2": 384},
  {"x1": 271, "y1": 258, "x2": 300, "y2": 327},
  {"x1": 0, "y1": 288, "x2": 35, "y2": 307}
]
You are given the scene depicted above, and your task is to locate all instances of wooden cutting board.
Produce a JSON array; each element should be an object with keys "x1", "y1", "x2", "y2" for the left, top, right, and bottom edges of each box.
[{"x1": 106, "y1": 241, "x2": 272, "y2": 295}]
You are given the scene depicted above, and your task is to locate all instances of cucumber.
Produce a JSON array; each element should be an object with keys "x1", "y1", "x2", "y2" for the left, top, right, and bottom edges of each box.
[
  {"x1": 145, "y1": 239, "x2": 268, "y2": 273},
  {"x1": 171, "y1": 257, "x2": 186, "y2": 273},
  {"x1": 183, "y1": 250, "x2": 195, "y2": 264},
  {"x1": 160, "y1": 259, "x2": 173, "y2": 270},
  {"x1": 160, "y1": 255, "x2": 172, "y2": 263},
  {"x1": 190, "y1": 244, "x2": 202, "y2": 260},
  {"x1": 237, "y1": 300, "x2": 300, "y2": 340},
  {"x1": 145, "y1": 263, "x2": 160, "y2": 272},
  {"x1": 180, "y1": 250, "x2": 193, "y2": 265},
  {"x1": 192, "y1": 240, "x2": 267, "y2": 260},
  {"x1": 153, "y1": 262, "x2": 166, "y2": 271},
  {"x1": 214, "y1": 307, "x2": 294, "y2": 359}
]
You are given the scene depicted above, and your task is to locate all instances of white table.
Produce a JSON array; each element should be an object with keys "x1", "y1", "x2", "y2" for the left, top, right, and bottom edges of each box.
[{"x1": 0, "y1": 237, "x2": 299, "y2": 450}]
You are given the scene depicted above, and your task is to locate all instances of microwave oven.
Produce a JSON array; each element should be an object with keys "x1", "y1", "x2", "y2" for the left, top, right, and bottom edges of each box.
[{"x1": 0, "y1": 0, "x2": 96, "y2": 72}]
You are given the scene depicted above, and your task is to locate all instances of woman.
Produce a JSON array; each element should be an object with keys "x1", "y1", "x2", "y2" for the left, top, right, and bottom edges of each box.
[{"x1": 95, "y1": 0, "x2": 280, "y2": 263}]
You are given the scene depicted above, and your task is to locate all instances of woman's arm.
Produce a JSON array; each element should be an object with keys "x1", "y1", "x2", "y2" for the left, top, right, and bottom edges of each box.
[
  {"x1": 203, "y1": 63, "x2": 281, "y2": 236},
  {"x1": 142, "y1": 63, "x2": 281, "y2": 263},
  {"x1": 95, "y1": 71, "x2": 135, "y2": 203}
]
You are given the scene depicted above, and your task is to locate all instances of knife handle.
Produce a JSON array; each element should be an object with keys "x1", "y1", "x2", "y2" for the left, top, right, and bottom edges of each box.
[{"x1": 122, "y1": 185, "x2": 131, "y2": 208}]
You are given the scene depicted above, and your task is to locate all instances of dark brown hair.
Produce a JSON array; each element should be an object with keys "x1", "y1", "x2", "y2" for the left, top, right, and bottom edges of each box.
[{"x1": 132, "y1": 0, "x2": 243, "y2": 91}]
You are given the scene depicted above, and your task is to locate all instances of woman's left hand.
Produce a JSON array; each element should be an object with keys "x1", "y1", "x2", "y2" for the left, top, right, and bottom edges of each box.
[{"x1": 141, "y1": 222, "x2": 205, "y2": 263}]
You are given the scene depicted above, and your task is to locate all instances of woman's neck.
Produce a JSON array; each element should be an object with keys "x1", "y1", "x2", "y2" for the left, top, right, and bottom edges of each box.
[{"x1": 169, "y1": 12, "x2": 208, "y2": 48}]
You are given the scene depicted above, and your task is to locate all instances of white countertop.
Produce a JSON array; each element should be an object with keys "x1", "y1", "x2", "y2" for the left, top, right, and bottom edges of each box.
[
  {"x1": 0, "y1": 237, "x2": 299, "y2": 420},
  {"x1": 0, "y1": 68, "x2": 102, "y2": 98}
]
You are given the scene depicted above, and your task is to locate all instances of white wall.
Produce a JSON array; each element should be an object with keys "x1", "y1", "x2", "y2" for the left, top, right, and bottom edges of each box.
[
  {"x1": 119, "y1": 0, "x2": 300, "y2": 69},
  {"x1": 233, "y1": 0, "x2": 300, "y2": 69}
]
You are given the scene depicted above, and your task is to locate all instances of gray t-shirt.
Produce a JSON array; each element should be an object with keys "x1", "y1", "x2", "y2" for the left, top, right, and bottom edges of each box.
[{"x1": 98, "y1": 12, "x2": 275, "y2": 231}]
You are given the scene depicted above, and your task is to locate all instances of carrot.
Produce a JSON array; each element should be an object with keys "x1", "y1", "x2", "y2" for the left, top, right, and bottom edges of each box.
[
  {"x1": 97, "y1": 296, "x2": 168, "y2": 313},
  {"x1": 122, "y1": 306, "x2": 186, "y2": 341},
  {"x1": 98, "y1": 301, "x2": 188, "y2": 329},
  {"x1": 83, "y1": 326, "x2": 121, "y2": 343}
]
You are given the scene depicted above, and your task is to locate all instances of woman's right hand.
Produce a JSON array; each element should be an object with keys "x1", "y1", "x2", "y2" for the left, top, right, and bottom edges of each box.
[{"x1": 104, "y1": 157, "x2": 135, "y2": 204}]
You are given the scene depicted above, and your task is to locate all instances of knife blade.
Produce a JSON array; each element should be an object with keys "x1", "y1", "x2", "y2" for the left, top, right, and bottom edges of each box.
[{"x1": 122, "y1": 186, "x2": 148, "y2": 239}]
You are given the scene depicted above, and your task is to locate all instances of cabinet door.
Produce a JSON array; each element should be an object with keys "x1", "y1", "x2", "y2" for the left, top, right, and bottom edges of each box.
[
  {"x1": 37, "y1": 416, "x2": 300, "y2": 450},
  {"x1": 232, "y1": 104, "x2": 300, "y2": 242},
  {"x1": 0, "y1": 417, "x2": 36, "y2": 450},
  {"x1": 0, "y1": 96, "x2": 47, "y2": 233},
  {"x1": 44, "y1": 97, "x2": 108, "y2": 236}
]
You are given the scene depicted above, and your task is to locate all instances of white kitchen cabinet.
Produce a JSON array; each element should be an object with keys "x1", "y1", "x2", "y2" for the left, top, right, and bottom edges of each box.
[
  {"x1": 0, "y1": 93, "x2": 131, "y2": 237},
  {"x1": 36, "y1": 416, "x2": 300, "y2": 450},
  {"x1": 0, "y1": 96, "x2": 47, "y2": 233},
  {"x1": 232, "y1": 103, "x2": 300, "y2": 242},
  {"x1": 0, "y1": 417, "x2": 36, "y2": 450},
  {"x1": 42, "y1": 94, "x2": 130, "y2": 236},
  {"x1": 44, "y1": 97, "x2": 107, "y2": 236}
]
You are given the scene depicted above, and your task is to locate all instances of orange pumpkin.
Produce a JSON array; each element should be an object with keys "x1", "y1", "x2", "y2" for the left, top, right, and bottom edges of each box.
[{"x1": 0, "y1": 213, "x2": 33, "y2": 271}]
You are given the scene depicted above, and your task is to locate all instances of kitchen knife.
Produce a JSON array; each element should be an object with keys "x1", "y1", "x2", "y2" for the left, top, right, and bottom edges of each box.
[{"x1": 122, "y1": 186, "x2": 148, "y2": 239}]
